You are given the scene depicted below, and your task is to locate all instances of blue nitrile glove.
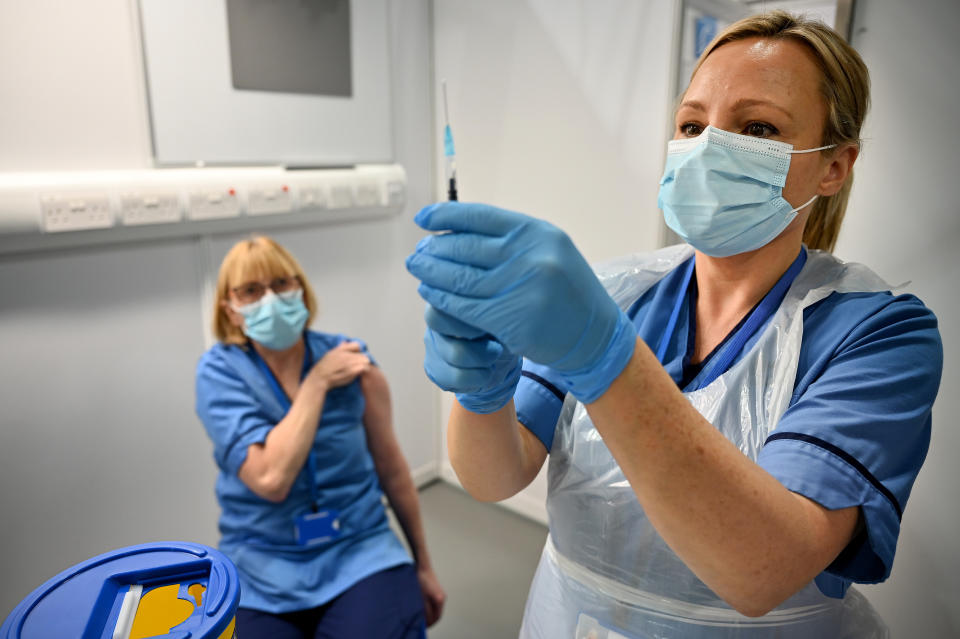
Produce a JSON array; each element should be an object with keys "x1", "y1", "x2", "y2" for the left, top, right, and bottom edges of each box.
[
  {"x1": 423, "y1": 305, "x2": 521, "y2": 413},
  {"x1": 406, "y1": 202, "x2": 637, "y2": 403}
]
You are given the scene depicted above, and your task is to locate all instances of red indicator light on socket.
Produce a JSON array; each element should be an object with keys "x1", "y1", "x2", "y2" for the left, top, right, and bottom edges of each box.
[
  {"x1": 228, "y1": 188, "x2": 236, "y2": 196},
  {"x1": 282, "y1": 185, "x2": 289, "y2": 192}
]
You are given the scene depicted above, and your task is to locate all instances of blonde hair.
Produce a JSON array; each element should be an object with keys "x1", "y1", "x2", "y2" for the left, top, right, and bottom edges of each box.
[
  {"x1": 212, "y1": 236, "x2": 318, "y2": 345},
  {"x1": 689, "y1": 10, "x2": 870, "y2": 252}
]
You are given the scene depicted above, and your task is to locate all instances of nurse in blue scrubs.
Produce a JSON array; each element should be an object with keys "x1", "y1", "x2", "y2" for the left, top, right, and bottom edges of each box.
[
  {"x1": 196, "y1": 236, "x2": 445, "y2": 638},
  {"x1": 406, "y1": 10, "x2": 942, "y2": 639}
]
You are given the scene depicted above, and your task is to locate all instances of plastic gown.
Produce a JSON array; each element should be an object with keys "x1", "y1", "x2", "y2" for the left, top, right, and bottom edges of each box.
[{"x1": 519, "y1": 245, "x2": 890, "y2": 638}]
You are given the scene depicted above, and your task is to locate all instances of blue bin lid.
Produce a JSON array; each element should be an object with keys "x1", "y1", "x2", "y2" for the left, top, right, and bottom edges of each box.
[{"x1": 1, "y1": 541, "x2": 240, "y2": 639}]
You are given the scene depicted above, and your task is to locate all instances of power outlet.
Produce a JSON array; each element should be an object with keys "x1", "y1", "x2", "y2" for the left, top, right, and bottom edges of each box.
[
  {"x1": 187, "y1": 189, "x2": 241, "y2": 220},
  {"x1": 119, "y1": 192, "x2": 182, "y2": 226},
  {"x1": 354, "y1": 181, "x2": 384, "y2": 208},
  {"x1": 298, "y1": 186, "x2": 327, "y2": 211},
  {"x1": 40, "y1": 194, "x2": 114, "y2": 232},
  {"x1": 385, "y1": 180, "x2": 405, "y2": 208},
  {"x1": 328, "y1": 184, "x2": 354, "y2": 209},
  {"x1": 248, "y1": 185, "x2": 293, "y2": 216}
]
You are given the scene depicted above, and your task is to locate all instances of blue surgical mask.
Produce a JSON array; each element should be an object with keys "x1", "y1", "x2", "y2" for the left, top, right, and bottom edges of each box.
[
  {"x1": 657, "y1": 126, "x2": 834, "y2": 257},
  {"x1": 232, "y1": 289, "x2": 309, "y2": 351}
]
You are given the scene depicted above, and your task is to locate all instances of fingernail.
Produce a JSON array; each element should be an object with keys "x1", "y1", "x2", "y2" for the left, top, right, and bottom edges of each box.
[{"x1": 415, "y1": 236, "x2": 430, "y2": 252}]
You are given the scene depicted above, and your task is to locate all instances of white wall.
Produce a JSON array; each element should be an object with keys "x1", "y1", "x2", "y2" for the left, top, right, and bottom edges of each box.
[
  {"x1": 0, "y1": 2, "x2": 152, "y2": 171},
  {"x1": 433, "y1": 0, "x2": 674, "y2": 261},
  {"x1": 432, "y1": 0, "x2": 677, "y2": 523},
  {"x1": 0, "y1": 0, "x2": 439, "y2": 618},
  {"x1": 839, "y1": 0, "x2": 960, "y2": 635}
]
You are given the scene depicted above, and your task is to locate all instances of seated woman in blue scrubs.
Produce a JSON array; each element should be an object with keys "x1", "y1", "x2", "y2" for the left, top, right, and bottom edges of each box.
[
  {"x1": 196, "y1": 236, "x2": 445, "y2": 638},
  {"x1": 406, "y1": 10, "x2": 942, "y2": 639}
]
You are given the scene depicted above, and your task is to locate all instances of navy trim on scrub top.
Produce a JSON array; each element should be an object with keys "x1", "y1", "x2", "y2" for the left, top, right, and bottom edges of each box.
[
  {"x1": 247, "y1": 336, "x2": 321, "y2": 509},
  {"x1": 661, "y1": 249, "x2": 808, "y2": 391},
  {"x1": 520, "y1": 370, "x2": 567, "y2": 402},
  {"x1": 766, "y1": 431, "x2": 904, "y2": 520}
]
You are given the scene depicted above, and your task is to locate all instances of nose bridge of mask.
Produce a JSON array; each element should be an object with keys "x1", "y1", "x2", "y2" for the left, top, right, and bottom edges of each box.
[
  {"x1": 231, "y1": 289, "x2": 279, "y2": 315},
  {"x1": 665, "y1": 126, "x2": 835, "y2": 189},
  {"x1": 277, "y1": 288, "x2": 303, "y2": 302},
  {"x1": 666, "y1": 126, "x2": 791, "y2": 188}
]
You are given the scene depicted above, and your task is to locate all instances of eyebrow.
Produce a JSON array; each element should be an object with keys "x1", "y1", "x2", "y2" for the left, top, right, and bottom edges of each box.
[{"x1": 678, "y1": 98, "x2": 795, "y2": 122}]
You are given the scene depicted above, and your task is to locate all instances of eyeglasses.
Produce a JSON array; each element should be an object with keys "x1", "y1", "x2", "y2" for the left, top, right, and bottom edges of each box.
[{"x1": 231, "y1": 275, "x2": 301, "y2": 305}]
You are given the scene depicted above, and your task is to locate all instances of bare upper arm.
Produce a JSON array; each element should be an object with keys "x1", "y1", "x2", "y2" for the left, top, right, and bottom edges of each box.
[
  {"x1": 360, "y1": 366, "x2": 404, "y2": 474},
  {"x1": 789, "y1": 492, "x2": 861, "y2": 569},
  {"x1": 237, "y1": 442, "x2": 285, "y2": 502}
]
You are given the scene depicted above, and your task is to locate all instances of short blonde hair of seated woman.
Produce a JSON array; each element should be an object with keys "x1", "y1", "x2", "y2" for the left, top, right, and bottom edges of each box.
[{"x1": 213, "y1": 235, "x2": 319, "y2": 346}]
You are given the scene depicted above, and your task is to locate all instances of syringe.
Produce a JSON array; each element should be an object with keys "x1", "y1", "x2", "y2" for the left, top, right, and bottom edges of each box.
[{"x1": 441, "y1": 79, "x2": 458, "y2": 201}]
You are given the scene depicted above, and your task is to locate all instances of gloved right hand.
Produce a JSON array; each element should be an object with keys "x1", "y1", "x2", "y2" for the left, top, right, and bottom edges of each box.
[{"x1": 423, "y1": 305, "x2": 521, "y2": 414}]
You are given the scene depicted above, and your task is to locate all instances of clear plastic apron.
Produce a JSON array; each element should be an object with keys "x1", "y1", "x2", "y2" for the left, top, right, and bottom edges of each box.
[{"x1": 519, "y1": 245, "x2": 892, "y2": 639}]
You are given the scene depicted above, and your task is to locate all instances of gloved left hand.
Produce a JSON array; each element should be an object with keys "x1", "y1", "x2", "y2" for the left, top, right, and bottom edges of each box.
[
  {"x1": 423, "y1": 305, "x2": 522, "y2": 414},
  {"x1": 406, "y1": 202, "x2": 637, "y2": 403}
]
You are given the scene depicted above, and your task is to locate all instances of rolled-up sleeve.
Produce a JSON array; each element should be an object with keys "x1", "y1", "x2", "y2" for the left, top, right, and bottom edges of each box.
[
  {"x1": 758, "y1": 294, "x2": 942, "y2": 591},
  {"x1": 515, "y1": 360, "x2": 571, "y2": 452},
  {"x1": 195, "y1": 350, "x2": 275, "y2": 475}
]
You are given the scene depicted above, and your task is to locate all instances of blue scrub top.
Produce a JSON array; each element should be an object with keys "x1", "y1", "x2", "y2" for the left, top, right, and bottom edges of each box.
[
  {"x1": 515, "y1": 253, "x2": 943, "y2": 599},
  {"x1": 195, "y1": 330, "x2": 411, "y2": 613}
]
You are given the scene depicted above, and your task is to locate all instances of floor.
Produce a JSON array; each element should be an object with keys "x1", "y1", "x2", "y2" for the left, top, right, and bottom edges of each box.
[{"x1": 396, "y1": 481, "x2": 548, "y2": 639}]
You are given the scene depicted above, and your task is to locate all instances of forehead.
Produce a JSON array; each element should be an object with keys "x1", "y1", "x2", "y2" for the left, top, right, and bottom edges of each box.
[{"x1": 686, "y1": 37, "x2": 825, "y2": 119}]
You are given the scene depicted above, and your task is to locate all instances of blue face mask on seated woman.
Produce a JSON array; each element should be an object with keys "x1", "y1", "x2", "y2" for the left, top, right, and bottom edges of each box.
[
  {"x1": 232, "y1": 289, "x2": 309, "y2": 351},
  {"x1": 658, "y1": 125, "x2": 834, "y2": 257}
]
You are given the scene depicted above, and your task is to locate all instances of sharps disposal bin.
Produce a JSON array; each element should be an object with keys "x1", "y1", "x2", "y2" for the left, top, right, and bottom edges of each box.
[{"x1": 1, "y1": 541, "x2": 240, "y2": 639}]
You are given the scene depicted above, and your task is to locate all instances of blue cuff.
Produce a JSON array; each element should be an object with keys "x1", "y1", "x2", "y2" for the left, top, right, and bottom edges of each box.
[
  {"x1": 561, "y1": 310, "x2": 637, "y2": 404},
  {"x1": 758, "y1": 435, "x2": 900, "y2": 585},
  {"x1": 223, "y1": 424, "x2": 273, "y2": 476},
  {"x1": 455, "y1": 359, "x2": 522, "y2": 414}
]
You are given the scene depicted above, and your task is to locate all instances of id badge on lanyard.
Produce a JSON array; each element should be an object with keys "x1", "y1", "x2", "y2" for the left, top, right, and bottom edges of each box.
[
  {"x1": 295, "y1": 509, "x2": 341, "y2": 546},
  {"x1": 294, "y1": 452, "x2": 342, "y2": 546}
]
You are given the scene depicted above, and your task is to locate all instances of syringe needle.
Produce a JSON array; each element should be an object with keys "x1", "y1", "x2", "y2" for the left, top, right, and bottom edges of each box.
[
  {"x1": 442, "y1": 80, "x2": 452, "y2": 129},
  {"x1": 441, "y1": 79, "x2": 458, "y2": 201}
]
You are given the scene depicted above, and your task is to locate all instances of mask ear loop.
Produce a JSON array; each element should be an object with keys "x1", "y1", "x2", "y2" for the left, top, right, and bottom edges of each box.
[
  {"x1": 785, "y1": 144, "x2": 837, "y2": 212},
  {"x1": 789, "y1": 143, "x2": 836, "y2": 154},
  {"x1": 788, "y1": 193, "x2": 819, "y2": 214}
]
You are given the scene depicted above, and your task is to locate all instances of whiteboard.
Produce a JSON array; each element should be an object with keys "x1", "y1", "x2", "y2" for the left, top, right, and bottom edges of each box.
[{"x1": 139, "y1": 0, "x2": 392, "y2": 166}]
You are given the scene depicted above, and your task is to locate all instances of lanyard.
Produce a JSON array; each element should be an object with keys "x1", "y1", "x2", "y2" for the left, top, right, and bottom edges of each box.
[
  {"x1": 248, "y1": 338, "x2": 320, "y2": 507},
  {"x1": 655, "y1": 257, "x2": 696, "y2": 363},
  {"x1": 656, "y1": 249, "x2": 807, "y2": 390}
]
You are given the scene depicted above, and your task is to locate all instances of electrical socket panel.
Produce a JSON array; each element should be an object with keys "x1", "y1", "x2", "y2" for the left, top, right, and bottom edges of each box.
[
  {"x1": 247, "y1": 185, "x2": 293, "y2": 216},
  {"x1": 119, "y1": 192, "x2": 182, "y2": 226},
  {"x1": 187, "y1": 189, "x2": 241, "y2": 220},
  {"x1": 40, "y1": 193, "x2": 114, "y2": 232},
  {"x1": 1, "y1": 165, "x2": 404, "y2": 251}
]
